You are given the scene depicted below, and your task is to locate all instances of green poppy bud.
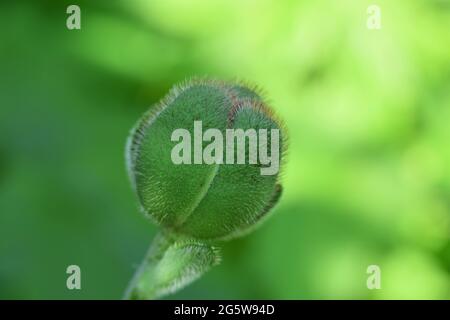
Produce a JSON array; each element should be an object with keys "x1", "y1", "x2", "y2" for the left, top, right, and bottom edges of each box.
[
  {"x1": 124, "y1": 79, "x2": 287, "y2": 299},
  {"x1": 126, "y1": 79, "x2": 286, "y2": 240}
]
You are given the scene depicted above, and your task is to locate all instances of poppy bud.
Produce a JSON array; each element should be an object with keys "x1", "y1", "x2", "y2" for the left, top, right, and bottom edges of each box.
[
  {"x1": 126, "y1": 79, "x2": 286, "y2": 240},
  {"x1": 124, "y1": 79, "x2": 287, "y2": 299}
]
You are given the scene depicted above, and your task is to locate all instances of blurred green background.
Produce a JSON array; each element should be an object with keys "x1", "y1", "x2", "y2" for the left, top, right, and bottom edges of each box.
[{"x1": 0, "y1": 0, "x2": 449, "y2": 299}]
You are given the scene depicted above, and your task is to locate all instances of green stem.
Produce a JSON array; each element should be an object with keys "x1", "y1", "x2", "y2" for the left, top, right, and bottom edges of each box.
[
  {"x1": 123, "y1": 232, "x2": 173, "y2": 300},
  {"x1": 123, "y1": 232, "x2": 220, "y2": 300}
]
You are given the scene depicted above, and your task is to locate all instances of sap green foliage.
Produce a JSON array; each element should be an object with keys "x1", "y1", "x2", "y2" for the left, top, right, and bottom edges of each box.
[
  {"x1": 0, "y1": 0, "x2": 449, "y2": 299},
  {"x1": 127, "y1": 80, "x2": 285, "y2": 240}
]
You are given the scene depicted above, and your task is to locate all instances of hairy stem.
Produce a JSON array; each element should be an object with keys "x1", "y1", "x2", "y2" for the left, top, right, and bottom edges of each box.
[{"x1": 124, "y1": 232, "x2": 220, "y2": 300}]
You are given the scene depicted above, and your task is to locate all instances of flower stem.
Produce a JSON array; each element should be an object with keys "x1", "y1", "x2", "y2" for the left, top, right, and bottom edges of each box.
[{"x1": 123, "y1": 232, "x2": 220, "y2": 300}]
